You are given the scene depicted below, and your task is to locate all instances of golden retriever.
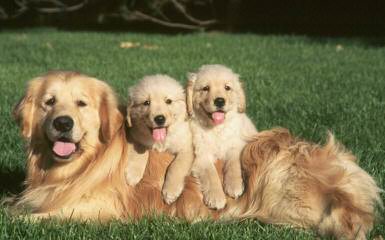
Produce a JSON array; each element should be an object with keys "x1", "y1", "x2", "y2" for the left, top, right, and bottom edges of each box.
[
  {"x1": 232, "y1": 128, "x2": 382, "y2": 240},
  {"x1": 186, "y1": 64, "x2": 257, "y2": 209},
  {"x1": 12, "y1": 71, "x2": 127, "y2": 219},
  {"x1": 125, "y1": 75, "x2": 194, "y2": 204},
  {"x1": 12, "y1": 72, "x2": 382, "y2": 239}
]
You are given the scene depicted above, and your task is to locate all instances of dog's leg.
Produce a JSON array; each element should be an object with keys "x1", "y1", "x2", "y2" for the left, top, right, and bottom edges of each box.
[
  {"x1": 162, "y1": 149, "x2": 194, "y2": 204},
  {"x1": 223, "y1": 148, "x2": 244, "y2": 198},
  {"x1": 192, "y1": 157, "x2": 227, "y2": 210},
  {"x1": 125, "y1": 148, "x2": 149, "y2": 186}
]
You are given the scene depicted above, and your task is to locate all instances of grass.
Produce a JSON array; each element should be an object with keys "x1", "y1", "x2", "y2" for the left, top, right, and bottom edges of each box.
[{"x1": 0, "y1": 28, "x2": 384, "y2": 239}]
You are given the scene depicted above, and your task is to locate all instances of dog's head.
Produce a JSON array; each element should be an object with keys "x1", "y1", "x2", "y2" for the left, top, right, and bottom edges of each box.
[
  {"x1": 186, "y1": 64, "x2": 246, "y2": 126},
  {"x1": 127, "y1": 75, "x2": 186, "y2": 144},
  {"x1": 13, "y1": 71, "x2": 122, "y2": 163}
]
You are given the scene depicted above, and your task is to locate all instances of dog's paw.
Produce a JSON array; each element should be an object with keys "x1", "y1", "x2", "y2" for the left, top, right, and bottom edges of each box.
[
  {"x1": 203, "y1": 189, "x2": 227, "y2": 210},
  {"x1": 125, "y1": 170, "x2": 142, "y2": 186},
  {"x1": 224, "y1": 180, "x2": 244, "y2": 199},
  {"x1": 162, "y1": 182, "x2": 184, "y2": 205}
]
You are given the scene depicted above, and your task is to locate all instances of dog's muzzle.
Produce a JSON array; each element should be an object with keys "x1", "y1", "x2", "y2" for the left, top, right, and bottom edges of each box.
[
  {"x1": 53, "y1": 116, "x2": 74, "y2": 132},
  {"x1": 214, "y1": 97, "x2": 225, "y2": 108}
]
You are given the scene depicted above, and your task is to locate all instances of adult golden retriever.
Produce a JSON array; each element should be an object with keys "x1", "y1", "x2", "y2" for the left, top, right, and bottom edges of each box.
[
  {"x1": 12, "y1": 71, "x2": 126, "y2": 219},
  {"x1": 12, "y1": 71, "x2": 381, "y2": 239}
]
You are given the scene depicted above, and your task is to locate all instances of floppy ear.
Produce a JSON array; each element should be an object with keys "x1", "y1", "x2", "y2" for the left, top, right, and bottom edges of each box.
[
  {"x1": 12, "y1": 78, "x2": 42, "y2": 139},
  {"x1": 99, "y1": 83, "x2": 123, "y2": 144},
  {"x1": 237, "y1": 80, "x2": 246, "y2": 113},
  {"x1": 186, "y1": 73, "x2": 197, "y2": 116},
  {"x1": 126, "y1": 88, "x2": 134, "y2": 128}
]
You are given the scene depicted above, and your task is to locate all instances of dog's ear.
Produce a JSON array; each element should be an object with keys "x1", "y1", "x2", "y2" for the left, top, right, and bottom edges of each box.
[
  {"x1": 99, "y1": 83, "x2": 123, "y2": 144},
  {"x1": 237, "y1": 80, "x2": 246, "y2": 113},
  {"x1": 13, "y1": 78, "x2": 42, "y2": 139},
  {"x1": 126, "y1": 88, "x2": 134, "y2": 128},
  {"x1": 186, "y1": 72, "x2": 197, "y2": 116}
]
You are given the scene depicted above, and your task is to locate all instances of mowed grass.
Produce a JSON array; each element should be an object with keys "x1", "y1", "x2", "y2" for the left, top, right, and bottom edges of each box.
[{"x1": 0, "y1": 29, "x2": 384, "y2": 239}]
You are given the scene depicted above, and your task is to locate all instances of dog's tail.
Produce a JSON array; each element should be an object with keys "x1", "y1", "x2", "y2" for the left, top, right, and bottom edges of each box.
[
  {"x1": 303, "y1": 133, "x2": 383, "y2": 239},
  {"x1": 236, "y1": 128, "x2": 382, "y2": 239}
]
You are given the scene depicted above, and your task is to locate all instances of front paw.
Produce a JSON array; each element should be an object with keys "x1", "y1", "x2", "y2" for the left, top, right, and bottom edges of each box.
[
  {"x1": 162, "y1": 182, "x2": 184, "y2": 204},
  {"x1": 203, "y1": 189, "x2": 227, "y2": 210},
  {"x1": 125, "y1": 170, "x2": 142, "y2": 186},
  {"x1": 224, "y1": 180, "x2": 244, "y2": 199}
]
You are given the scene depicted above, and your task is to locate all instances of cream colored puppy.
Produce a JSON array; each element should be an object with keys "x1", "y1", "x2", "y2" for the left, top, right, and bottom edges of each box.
[
  {"x1": 125, "y1": 75, "x2": 194, "y2": 204},
  {"x1": 187, "y1": 65, "x2": 257, "y2": 209}
]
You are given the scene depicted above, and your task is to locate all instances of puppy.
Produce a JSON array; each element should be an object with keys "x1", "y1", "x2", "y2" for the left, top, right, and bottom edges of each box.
[
  {"x1": 187, "y1": 64, "x2": 257, "y2": 209},
  {"x1": 125, "y1": 75, "x2": 194, "y2": 204}
]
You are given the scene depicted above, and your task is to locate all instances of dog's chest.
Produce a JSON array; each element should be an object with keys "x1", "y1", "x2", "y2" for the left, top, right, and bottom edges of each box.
[
  {"x1": 194, "y1": 121, "x2": 242, "y2": 159},
  {"x1": 153, "y1": 135, "x2": 178, "y2": 153}
]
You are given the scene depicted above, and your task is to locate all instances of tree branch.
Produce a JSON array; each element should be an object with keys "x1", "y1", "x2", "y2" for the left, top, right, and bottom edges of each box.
[
  {"x1": 170, "y1": 0, "x2": 217, "y2": 26},
  {"x1": 0, "y1": 7, "x2": 7, "y2": 20},
  {"x1": 34, "y1": 0, "x2": 88, "y2": 13},
  {"x1": 122, "y1": 10, "x2": 204, "y2": 30},
  {"x1": 0, "y1": 0, "x2": 29, "y2": 19}
]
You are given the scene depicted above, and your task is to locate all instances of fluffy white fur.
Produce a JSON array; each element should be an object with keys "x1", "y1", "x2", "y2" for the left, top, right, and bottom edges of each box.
[
  {"x1": 125, "y1": 75, "x2": 194, "y2": 204},
  {"x1": 187, "y1": 65, "x2": 257, "y2": 209}
]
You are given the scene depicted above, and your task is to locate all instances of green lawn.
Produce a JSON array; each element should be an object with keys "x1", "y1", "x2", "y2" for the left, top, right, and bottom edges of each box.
[{"x1": 0, "y1": 29, "x2": 384, "y2": 239}]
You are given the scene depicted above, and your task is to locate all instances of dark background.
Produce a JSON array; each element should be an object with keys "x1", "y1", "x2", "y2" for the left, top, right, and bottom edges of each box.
[{"x1": 1, "y1": 0, "x2": 385, "y2": 36}]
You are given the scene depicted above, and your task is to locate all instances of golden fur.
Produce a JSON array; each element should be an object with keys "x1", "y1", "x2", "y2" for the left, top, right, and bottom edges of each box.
[
  {"x1": 186, "y1": 65, "x2": 257, "y2": 209},
  {"x1": 12, "y1": 71, "x2": 126, "y2": 219},
  {"x1": 230, "y1": 128, "x2": 382, "y2": 239},
  {"x1": 12, "y1": 72, "x2": 382, "y2": 239},
  {"x1": 125, "y1": 75, "x2": 194, "y2": 204}
]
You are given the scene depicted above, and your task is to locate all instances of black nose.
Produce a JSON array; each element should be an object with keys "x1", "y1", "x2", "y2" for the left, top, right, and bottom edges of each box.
[
  {"x1": 154, "y1": 115, "x2": 166, "y2": 126},
  {"x1": 214, "y1": 97, "x2": 226, "y2": 108},
  {"x1": 53, "y1": 116, "x2": 74, "y2": 132}
]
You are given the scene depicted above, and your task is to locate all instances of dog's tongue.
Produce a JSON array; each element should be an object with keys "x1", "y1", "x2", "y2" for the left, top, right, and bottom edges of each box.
[
  {"x1": 212, "y1": 112, "x2": 225, "y2": 125},
  {"x1": 152, "y1": 128, "x2": 167, "y2": 142},
  {"x1": 53, "y1": 141, "x2": 76, "y2": 157}
]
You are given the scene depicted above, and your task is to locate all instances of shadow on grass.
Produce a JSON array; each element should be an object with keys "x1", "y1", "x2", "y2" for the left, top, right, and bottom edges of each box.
[
  {"x1": 0, "y1": 167, "x2": 25, "y2": 195},
  {"x1": 302, "y1": 36, "x2": 385, "y2": 49}
]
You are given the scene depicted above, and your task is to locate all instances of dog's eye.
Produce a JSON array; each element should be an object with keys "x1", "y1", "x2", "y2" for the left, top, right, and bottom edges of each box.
[
  {"x1": 45, "y1": 97, "x2": 56, "y2": 106},
  {"x1": 225, "y1": 85, "x2": 231, "y2": 91},
  {"x1": 143, "y1": 100, "x2": 151, "y2": 106},
  {"x1": 77, "y1": 100, "x2": 87, "y2": 107},
  {"x1": 202, "y1": 86, "x2": 210, "y2": 91},
  {"x1": 165, "y1": 99, "x2": 172, "y2": 105}
]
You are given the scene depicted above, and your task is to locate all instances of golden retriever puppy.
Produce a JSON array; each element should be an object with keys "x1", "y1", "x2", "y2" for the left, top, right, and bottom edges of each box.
[
  {"x1": 125, "y1": 75, "x2": 194, "y2": 204},
  {"x1": 187, "y1": 64, "x2": 257, "y2": 209},
  {"x1": 12, "y1": 71, "x2": 125, "y2": 219}
]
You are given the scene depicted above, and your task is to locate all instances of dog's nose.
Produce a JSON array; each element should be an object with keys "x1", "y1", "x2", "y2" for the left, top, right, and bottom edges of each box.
[
  {"x1": 214, "y1": 97, "x2": 226, "y2": 108},
  {"x1": 53, "y1": 116, "x2": 74, "y2": 132},
  {"x1": 154, "y1": 115, "x2": 166, "y2": 126}
]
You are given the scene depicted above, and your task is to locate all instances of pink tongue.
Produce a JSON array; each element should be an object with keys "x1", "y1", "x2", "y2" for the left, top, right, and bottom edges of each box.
[
  {"x1": 212, "y1": 112, "x2": 225, "y2": 125},
  {"x1": 152, "y1": 128, "x2": 167, "y2": 142},
  {"x1": 53, "y1": 141, "x2": 76, "y2": 157}
]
